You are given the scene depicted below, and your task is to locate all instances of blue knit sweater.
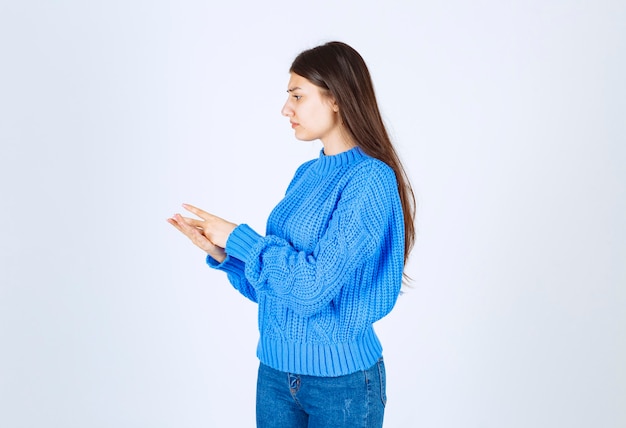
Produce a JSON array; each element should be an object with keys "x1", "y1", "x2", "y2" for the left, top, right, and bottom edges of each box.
[{"x1": 207, "y1": 146, "x2": 405, "y2": 376}]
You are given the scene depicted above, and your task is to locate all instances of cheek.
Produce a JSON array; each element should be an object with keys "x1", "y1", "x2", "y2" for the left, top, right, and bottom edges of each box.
[
  {"x1": 298, "y1": 106, "x2": 317, "y2": 127},
  {"x1": 296, "y1": 101, "x2": 336, "y2": 131},
  {"x1": 319, "y1": 109, "x2": 338, "y2": 130},
  {"x1": 310, "y1": 105, "x2": 333, "y2": 125}
]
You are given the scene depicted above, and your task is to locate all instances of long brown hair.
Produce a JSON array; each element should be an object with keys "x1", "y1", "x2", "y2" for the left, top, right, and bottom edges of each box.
[{"x1": 290, "y1": 41, "x2": 416, "y2": 272}]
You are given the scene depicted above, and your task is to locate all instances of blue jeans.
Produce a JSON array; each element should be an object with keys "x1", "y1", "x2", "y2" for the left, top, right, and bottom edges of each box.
[{"x1": 256, "y1": 357, "x2": 387, "y2": 427}]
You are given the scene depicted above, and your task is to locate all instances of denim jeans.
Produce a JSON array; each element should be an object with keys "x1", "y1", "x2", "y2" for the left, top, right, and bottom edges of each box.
[{"x1": 256, "y1": 357, "x2": 387, "y2": 428}]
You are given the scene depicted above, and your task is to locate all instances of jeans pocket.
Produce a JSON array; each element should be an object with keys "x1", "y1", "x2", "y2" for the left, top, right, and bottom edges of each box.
[{"x1": 377, "y1": 357, "x2": 387, "y2": 407}]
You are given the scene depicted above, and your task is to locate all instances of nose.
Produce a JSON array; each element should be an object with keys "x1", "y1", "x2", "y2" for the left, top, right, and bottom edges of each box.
[{"x1": 281, "y1": 100, "x2": 293, "y2": 117}]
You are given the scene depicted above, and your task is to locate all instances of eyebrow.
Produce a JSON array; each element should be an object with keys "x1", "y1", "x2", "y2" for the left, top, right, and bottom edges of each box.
[{"x1": 287, "y1": 87, "x2": 302, "y2": 93}]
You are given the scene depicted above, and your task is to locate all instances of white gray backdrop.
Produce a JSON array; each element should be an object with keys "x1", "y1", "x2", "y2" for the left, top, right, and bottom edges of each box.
[{"x1": 1, "y1": 1, "x2": 624, "y2": 427}]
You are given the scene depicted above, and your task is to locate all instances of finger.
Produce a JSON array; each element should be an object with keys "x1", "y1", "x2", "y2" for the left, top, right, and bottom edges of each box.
[
  {"x1": 168, "y1": 216, "x2": 191, "y2": 235},
  {"x1": 166, "y1": 217, "x2": 182, "y2": 231},
  {"x1": 183, "y1": 217, "x2": 206, "y2": 229},
  {"x1": 174, "y1": 213, "x2": 197, "y2": 230},
  {"x1": 169, "y1": 216, "x2": 227, "y2": 257},
  {"x1": 171, "y1": 214, "x2": 200, "y2": 235},
  {"x1": 168, "y1": 218, "x2": 200, "y2": 242},
  {"x1": 178, "y1": 216, "x2": 205, "y2": 229},
  {"x1": 182, "y1": 203, "x2": 210, "y2": 219},
  {"x1": 170, "y1": 215, "x2": 211, "y2": 246}
]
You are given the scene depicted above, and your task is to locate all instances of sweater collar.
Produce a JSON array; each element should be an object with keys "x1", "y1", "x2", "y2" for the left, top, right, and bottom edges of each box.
[{"x1": 313, "y1": 146, "x2": 367, "y2": 174}]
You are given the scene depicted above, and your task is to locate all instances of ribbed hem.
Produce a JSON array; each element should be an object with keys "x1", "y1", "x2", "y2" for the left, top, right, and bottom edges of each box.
[
  {"x1": 257, "y1": 326, "x2": 383, "y2": 377},
  {"x1": 226, "y1": 224, "x2": 263, "y2": 261},
  {"x1": 205, "y1": 254, "x2": 245, "y2": 275}
]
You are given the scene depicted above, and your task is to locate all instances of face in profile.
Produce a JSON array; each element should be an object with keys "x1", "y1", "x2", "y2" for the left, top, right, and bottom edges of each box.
[{"x1": 281, "y1": 73, "x2": 341, "y2": 144}]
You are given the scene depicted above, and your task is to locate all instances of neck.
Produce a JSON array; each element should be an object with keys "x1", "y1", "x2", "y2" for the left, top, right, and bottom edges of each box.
[{"x1": 321, "y1": 130, "x2": 355, "y2": 155}]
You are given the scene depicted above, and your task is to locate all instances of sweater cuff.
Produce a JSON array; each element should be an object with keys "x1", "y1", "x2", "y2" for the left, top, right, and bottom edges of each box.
[
  {"x1": 226, "y1": 223, "x2": 263, "y2": 262},
  {"x1": 226, "y1": 224, "x2": 263, "y2": 261},
  {"x1": 206, "y1": 253, "x2": 246, "y2": 275}
]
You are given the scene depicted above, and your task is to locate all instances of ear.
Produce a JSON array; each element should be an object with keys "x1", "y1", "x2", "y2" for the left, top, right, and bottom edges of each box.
[{"x1": 324, "y1": 92, "x2": 340, "y2": 112}]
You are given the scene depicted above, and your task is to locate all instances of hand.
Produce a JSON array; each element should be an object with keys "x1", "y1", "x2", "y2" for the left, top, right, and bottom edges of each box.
[{"x1": 167, "y1": 203, "x2": 237, "y2": 263}]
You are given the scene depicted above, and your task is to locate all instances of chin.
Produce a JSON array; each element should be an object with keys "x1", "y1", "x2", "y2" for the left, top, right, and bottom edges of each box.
[{"x1": 294, "y1": 133, "x2": 316, "y2": 142}]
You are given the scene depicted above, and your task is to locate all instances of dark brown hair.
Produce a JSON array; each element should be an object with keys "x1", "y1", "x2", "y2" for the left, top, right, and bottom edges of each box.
[{"x1": 290, "y1": 41, "x2": 416, "y2": 273}]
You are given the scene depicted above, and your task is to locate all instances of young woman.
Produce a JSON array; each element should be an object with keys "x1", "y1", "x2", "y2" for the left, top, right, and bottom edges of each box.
[{"x1": 168, "y1": 41, "x2": 415, "y2": 428}]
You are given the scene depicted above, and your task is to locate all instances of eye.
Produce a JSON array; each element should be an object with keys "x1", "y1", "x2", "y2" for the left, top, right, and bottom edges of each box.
[{"x1": 293, "y1": 95, "x2": 302, "y2": 101}]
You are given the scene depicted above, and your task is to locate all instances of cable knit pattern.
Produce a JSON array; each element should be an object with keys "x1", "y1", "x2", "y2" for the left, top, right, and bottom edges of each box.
[{"x1": 207, "y1": 146, "x2": 404, "y2": 376}]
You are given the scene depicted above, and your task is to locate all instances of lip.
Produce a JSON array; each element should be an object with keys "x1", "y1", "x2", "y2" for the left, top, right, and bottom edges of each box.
[{"x1": 290, "y1": 122, "x2": 299, "y2": 129}]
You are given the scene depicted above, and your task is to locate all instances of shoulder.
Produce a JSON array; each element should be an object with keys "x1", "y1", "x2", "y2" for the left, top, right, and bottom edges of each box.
[
  {"x1": 334, "y1": 155, "x2": 400, "y2": 214},
  {"x1": 348, "y1": 155, "x2": 398, "y2": 190},
  {"x1": 294, "y1": 158, "x2": 317, "y2": 176},
  {"x1": 290, "y1": 155, "x2": 322, "y2": 182}
]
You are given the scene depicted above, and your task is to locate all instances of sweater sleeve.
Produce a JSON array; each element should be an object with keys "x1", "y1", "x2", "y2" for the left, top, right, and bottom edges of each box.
[
  {"x1": 202, "y1": 161, "x2": 316, "y2": 304},
  {"x1": 225, "y1": 161, "x2": 403, "y2": 318},
  {"x1": 206, "y1": 254, "x2": 258, "y2": 303}
]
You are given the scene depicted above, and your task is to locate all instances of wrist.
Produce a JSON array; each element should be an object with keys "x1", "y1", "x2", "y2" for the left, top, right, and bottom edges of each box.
[{"x1": 206, "y1": 247, "x2": 226, "y2": 263}]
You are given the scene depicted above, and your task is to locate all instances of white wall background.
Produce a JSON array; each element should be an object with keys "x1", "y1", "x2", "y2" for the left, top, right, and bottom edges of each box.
[{"x1": 1, "y1": 1, "x2": 624, "y2": 427}]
